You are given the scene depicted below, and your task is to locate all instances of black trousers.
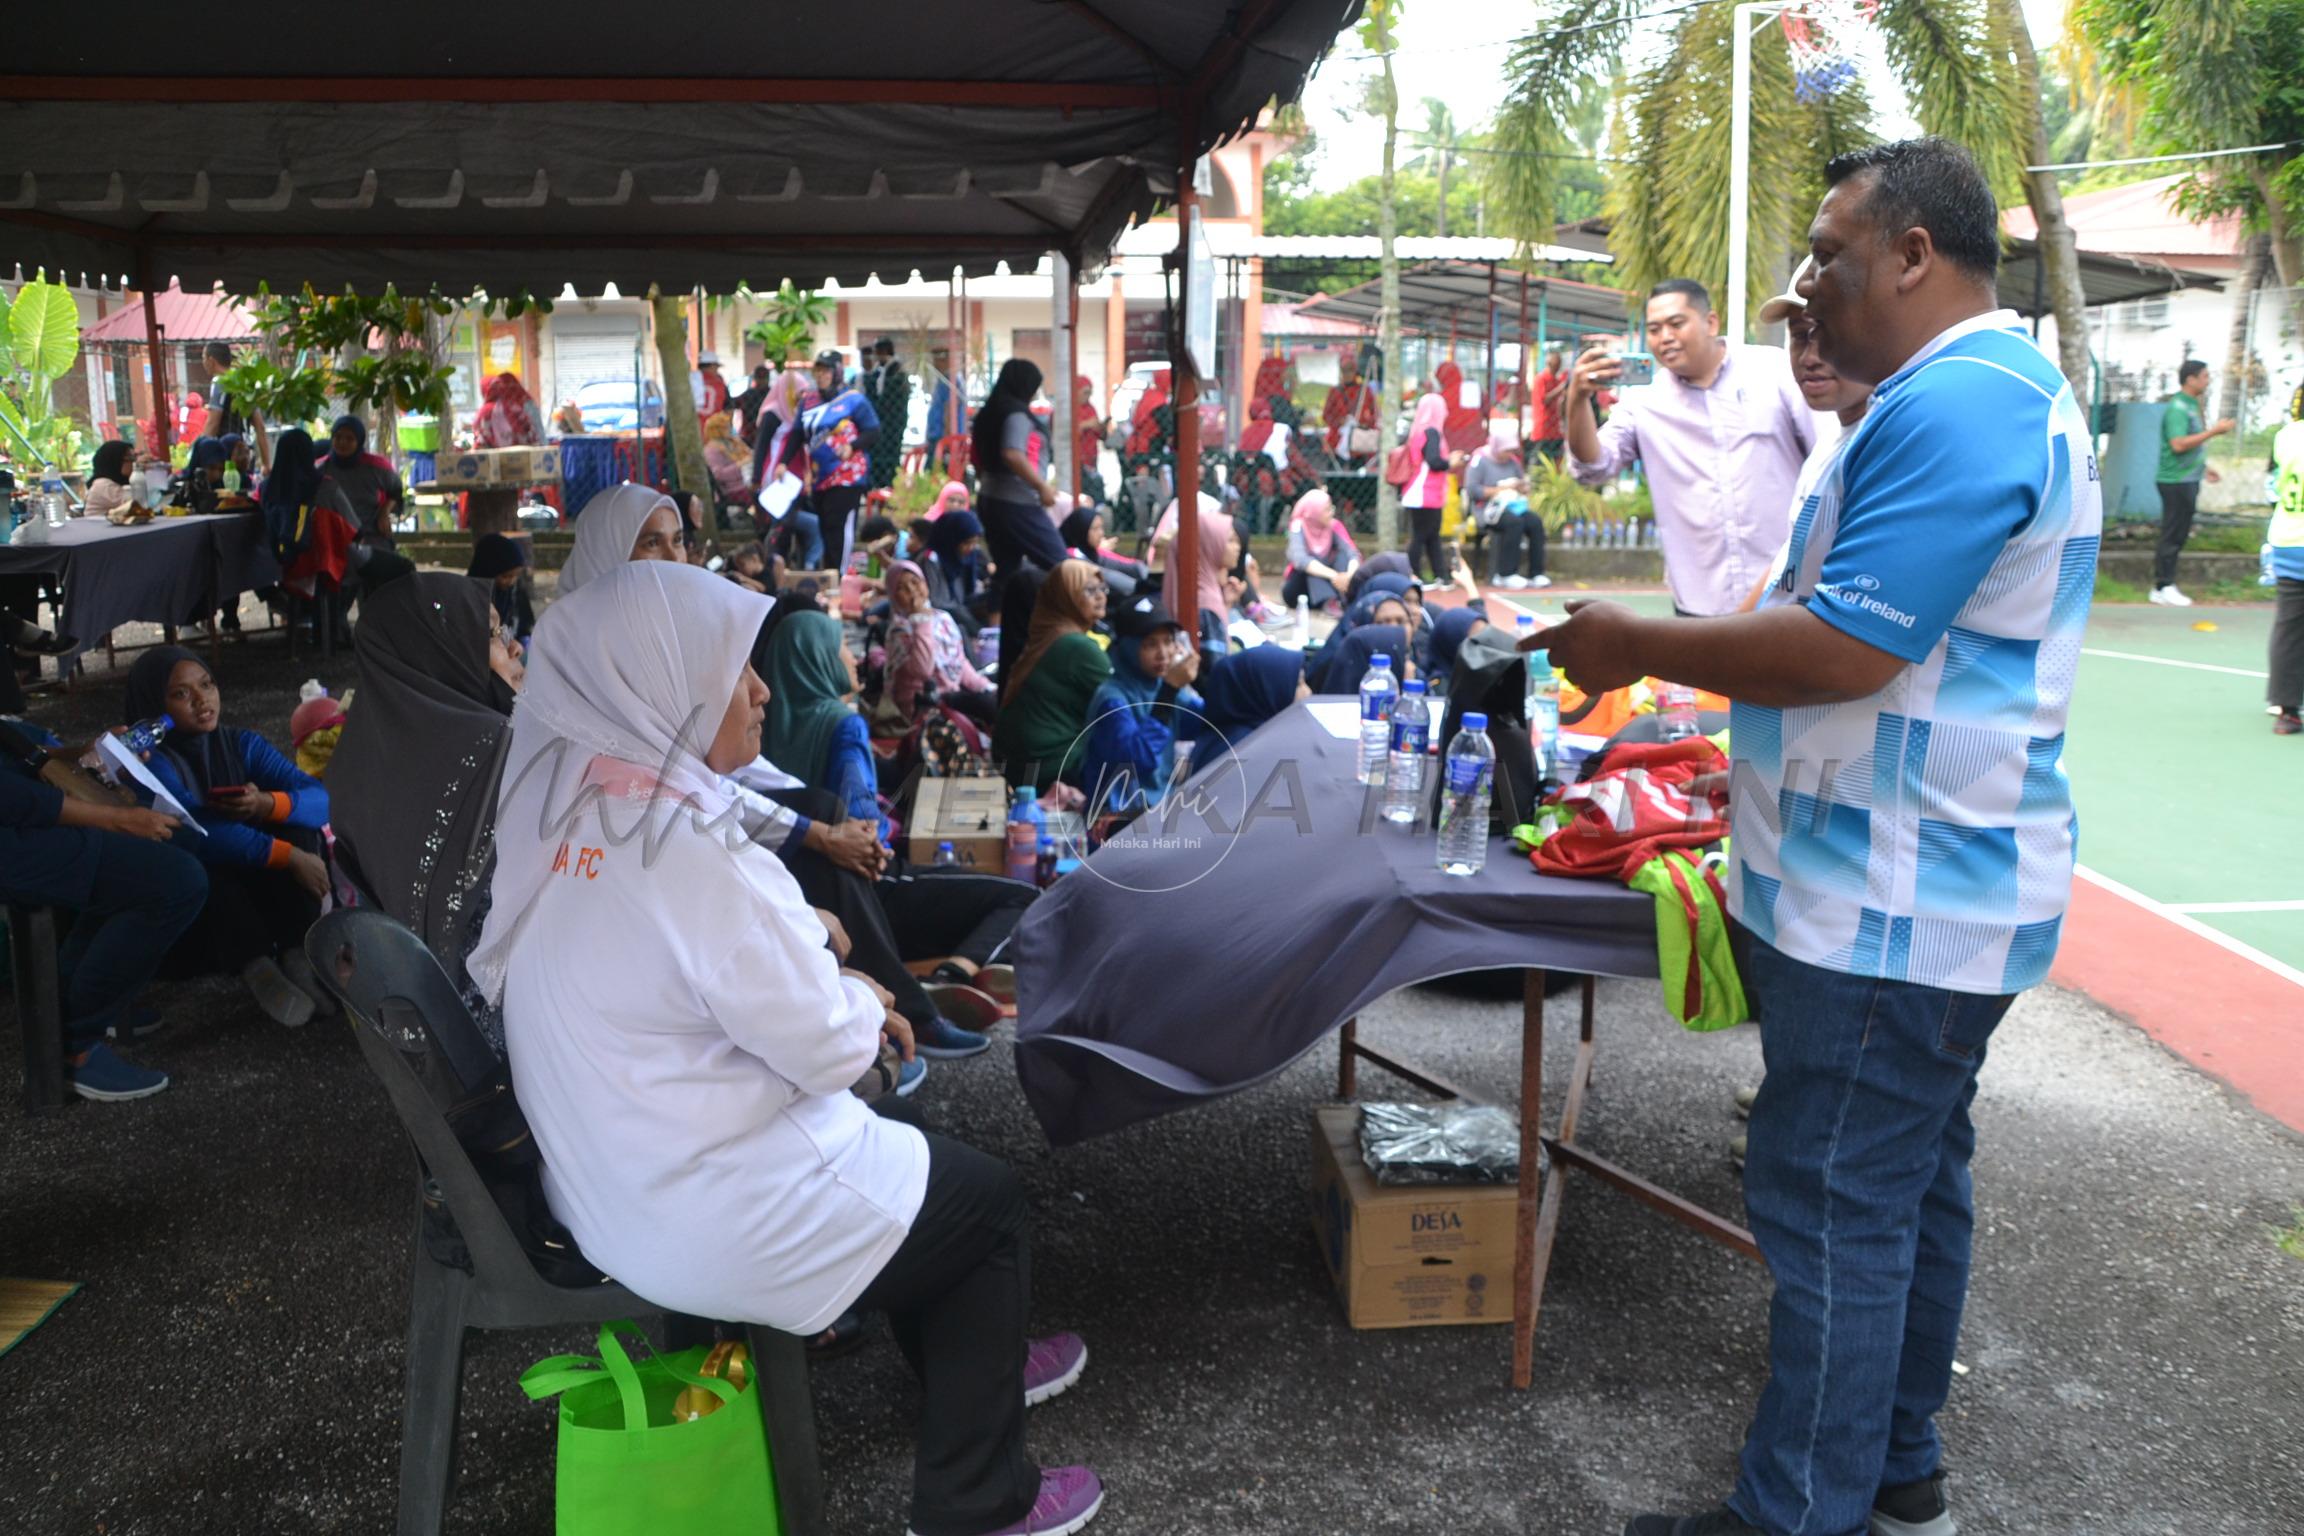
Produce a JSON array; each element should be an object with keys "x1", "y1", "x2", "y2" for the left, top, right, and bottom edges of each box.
[
  {"x1": 1406, "y1": 504, "x2": 1448, "y2": 582},
  {"x1": 816, "y1": 485, "x2": 869, "y2": 576},
  {"x1": 854, "y1": 1132, "x2": 1037, "y2": 1536},
  {"x1": 0, "y1": 827, "x2": 208, "y2": 1051},
  {"x1": 164, "y1": 824, "x2": 325, "y2": 976},
  {"x1": 877, "y1": 867, "x2": 1036, "y2": 970},
  {"x1": 2154, "y1": 480, "x2": 2200, "y2": 589},
  {"x1": 2271, "y1": 575, "x2": 2304, "y2": 713},
  {"x1": 979, "y1": 494, "x2": 1069, "y2": 581},
  {"x1": 1491, "y1": 510, "x2": 1546, "y2": 580},
  {"x1": 927, "y1": 685, "x2": 999, "y2": 731}
]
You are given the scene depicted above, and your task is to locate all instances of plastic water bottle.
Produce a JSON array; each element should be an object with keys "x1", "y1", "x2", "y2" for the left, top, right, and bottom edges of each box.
[
  {"x1": 1295, "y1": 593, "x2": 1311, "y2": 648},
  {"x1": 934, "y1": 839, "x2": 959, "y2": 869},
  {"x1": 2263, "y1": 542, "x2": 2278, "y2": 588},
  {"x1": 1436, "y1": 713, "x2": 1495, "y2": 877},
  {"x1": 1005, "y1": 788, "x2": 1045, "y2": 884},
  {"x1": 1529, "y1": 655, "x2": 1561, "y2": 785},
  {"x1": 1659, "y1": 682, "x2": 1700, "y2": 743},
  {"x1": 1356, "y1": 653, "x2": 1398, "y2": 785},
  {"x1": 124, "y1": 716, "x2": 172, "y2": 756},
  {"x1": 1382, "y1": 680, "x2": 1430, "y2": 824},
  {"x1": 1035, "y1": 834, "x2": 1058, "y2": 888}
]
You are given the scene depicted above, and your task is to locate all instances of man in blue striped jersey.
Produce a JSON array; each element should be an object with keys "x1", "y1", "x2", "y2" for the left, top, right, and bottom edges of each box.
[{"x1": 1526, "y1": 138, "x2": 2102, "y2": 1536}]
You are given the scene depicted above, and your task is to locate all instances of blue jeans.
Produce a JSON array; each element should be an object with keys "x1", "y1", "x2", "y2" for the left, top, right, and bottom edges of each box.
[
  {"x1": 1729, "y1": 935, "x2": 2017, "y2": 1536},
  {"x1": 788, "y1": 509, "x2": 824, "y2": 570}
]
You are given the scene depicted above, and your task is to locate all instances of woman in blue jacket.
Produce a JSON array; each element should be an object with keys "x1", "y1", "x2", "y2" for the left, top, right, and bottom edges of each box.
[
  {"x1": 1077, "y1": 594, "x2": 1202, "y2": 816},
  {"x1": 124, "y1": 647, "x2": 334, "y2": 1028}
]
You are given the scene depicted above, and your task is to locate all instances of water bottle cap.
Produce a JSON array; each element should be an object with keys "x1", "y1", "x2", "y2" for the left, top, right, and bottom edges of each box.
[
  {"x1": 937, "y1": 840, "x2": 953, "y2": 851},
  {"x1": 1463, "y1": 712, "x2": 1488, "y2": 730},
  {"x1": 1013, "y1": 787, "x2": 1036, "y2": 805},
  {"x1": 1402, "y1": 680, "x2": 1426, "y2": 693},
  {"x1": 1515, "y1": 612, "x2": 1535, "y2": 628},
  {"x1": 1038, "y1": 835, "x2": 1054, "y2": 849},
  {"x1": 1370, "y1": 654, "x2": 1392, "y2": 668}
]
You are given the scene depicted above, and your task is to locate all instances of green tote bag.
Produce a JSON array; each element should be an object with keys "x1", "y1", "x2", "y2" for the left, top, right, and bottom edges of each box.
[{"x1": 519, "y1": 1319, "x2": 781, "y2": 1536}]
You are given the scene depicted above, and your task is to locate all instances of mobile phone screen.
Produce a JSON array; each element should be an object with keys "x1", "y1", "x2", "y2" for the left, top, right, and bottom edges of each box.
[{"x1": 1617, "y1": 354, "x2": 1657, "y2": 387}]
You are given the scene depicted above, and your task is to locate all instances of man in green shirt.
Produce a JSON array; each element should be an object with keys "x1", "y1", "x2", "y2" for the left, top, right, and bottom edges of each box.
[{"x1": 2151, "y1": 359, "x2": 2235, "y2": 607}]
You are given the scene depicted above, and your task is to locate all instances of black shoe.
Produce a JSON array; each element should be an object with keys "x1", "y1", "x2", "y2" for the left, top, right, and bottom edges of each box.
[
  {"x1": 1624, "y1": 1511, "x2": 1764, "y2": 1536},
  {"x1": 805, "y1": 1309, "x2": 871, "y2": 1361},
  {"x1": 1870, "y1": 1472, "x2": 1955, "y2": 1536},
  {"x1": 5, "y1": 617, "x2": 76, "y2": 655}
]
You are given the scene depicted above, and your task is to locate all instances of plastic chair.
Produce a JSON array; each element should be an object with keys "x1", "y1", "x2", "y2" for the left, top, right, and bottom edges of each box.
[
  {"x1": 7, "y1": 904, "x2": 64, "y2": 1113},
  {"x1": 303, "y1": 909, "x2": 825, "y2": 1536}
]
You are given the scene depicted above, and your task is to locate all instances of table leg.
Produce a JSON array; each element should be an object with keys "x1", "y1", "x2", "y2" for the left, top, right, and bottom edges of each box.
[
  {"x1": 1337, "y1": 1018, "x2": 1357, "y2": 1100},
  {"x1": 1511, "y1": 968, "x2": 1548, "y2": 1389}
]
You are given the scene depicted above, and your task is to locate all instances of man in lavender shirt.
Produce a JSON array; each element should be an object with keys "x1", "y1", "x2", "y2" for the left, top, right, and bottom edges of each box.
[{"x1": 1565, "y1": 279, "x2": 1818, "y2": 616}]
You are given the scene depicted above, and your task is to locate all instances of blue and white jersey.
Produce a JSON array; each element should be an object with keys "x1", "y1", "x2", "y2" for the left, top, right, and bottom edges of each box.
[{"x1": 1729, "y1": 311, "x2": 2101, "y2": 995}]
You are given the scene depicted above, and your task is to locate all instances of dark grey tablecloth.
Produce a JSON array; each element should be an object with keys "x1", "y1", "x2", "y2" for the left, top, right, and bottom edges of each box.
[
  {"x1": 0, "y1": 514, "x2": 280, "y2": 668},
  {"x1": 1012, "y1": 701, "x2": 1659, "y2": 1145}
]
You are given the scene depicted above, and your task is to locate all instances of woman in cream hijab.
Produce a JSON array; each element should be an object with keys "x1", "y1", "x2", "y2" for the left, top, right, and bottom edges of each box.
[
  {"x1": 557, "y1": 482, "x2": 685, "y2": 594},
  {"x1": 472, "y1": 562, "x2": 1101, "y2": 1536}
]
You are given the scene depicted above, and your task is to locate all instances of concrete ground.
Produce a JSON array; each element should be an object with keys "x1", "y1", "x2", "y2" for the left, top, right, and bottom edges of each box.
[{"x1": 4, "y1": 608, "x2": 2302, "y2": 1536}]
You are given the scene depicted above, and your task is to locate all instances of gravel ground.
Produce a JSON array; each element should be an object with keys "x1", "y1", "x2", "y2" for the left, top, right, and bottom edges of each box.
[{"x1": 3, "y1": 606, "x2": 2301, "y2": 1536}]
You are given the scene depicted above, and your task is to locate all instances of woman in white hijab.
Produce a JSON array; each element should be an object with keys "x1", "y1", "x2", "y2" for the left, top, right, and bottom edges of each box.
[
  {"x1": 471, "y1": 561, "x2": 1100, "y2": 1536},
  {"x1": 557, "y1": 482, "x2": 685, "y2": 595}
]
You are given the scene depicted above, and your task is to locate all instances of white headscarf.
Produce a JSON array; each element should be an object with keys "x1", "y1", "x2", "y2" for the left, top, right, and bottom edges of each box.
[
  {"x1": 560, "y1": 482, "x2": 677, "y2": 595},
  {"x1": 468, "y1": 561, "x2": 772, "y2": 1004}
]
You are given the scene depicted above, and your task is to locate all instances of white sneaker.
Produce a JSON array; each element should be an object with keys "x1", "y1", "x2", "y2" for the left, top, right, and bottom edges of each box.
[
  {"x1": 242, "y1": 957, "x2": 315, "y2": 1029},
  {"x1": 1530, "y1": 574, "x2": 1553, "y2": 589},
  {"x1": 1502, "y1": 574, "x2": 1529, "y2": 590},
  {"x1": 2149, "y1": 585, "x2": 2194, "y2": 608}
]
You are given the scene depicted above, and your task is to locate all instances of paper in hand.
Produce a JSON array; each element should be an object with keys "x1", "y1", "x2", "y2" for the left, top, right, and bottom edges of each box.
[{"x1": 95, "y1": 733, "x2": 204, "y2": 835}]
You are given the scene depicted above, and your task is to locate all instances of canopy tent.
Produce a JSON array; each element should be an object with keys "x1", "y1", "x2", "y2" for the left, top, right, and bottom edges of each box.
[
  {"x1": 1290, "y1": 261, "x2": 1633, "y2": 348},
  {"x1": 0, "y1": 2, "x2": 1361, "y2": 295}
]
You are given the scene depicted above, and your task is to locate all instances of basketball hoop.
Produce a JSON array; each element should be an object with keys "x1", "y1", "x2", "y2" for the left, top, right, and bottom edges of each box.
[{"x1": 1780, "y1": 0, "x2": 1879, "y2": 102}]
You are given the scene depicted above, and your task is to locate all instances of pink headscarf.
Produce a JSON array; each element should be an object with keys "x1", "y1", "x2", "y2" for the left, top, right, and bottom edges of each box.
[
  {"x1": 926, "y1": 481, "x2": 970, "y2": 521},
  {"x1": 1404, "y1": 392, "x2": 1449, "y2": 453},
  {"x1": 1294, "y1": 487, "x2": 1336, "y2": 535}
]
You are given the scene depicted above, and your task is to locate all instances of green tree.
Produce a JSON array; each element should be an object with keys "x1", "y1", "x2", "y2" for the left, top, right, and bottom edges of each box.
[
  {"x1": 1406, "y1": 98, "x2": 1463, "y2": 237},
  {"x1": 2072, "y1": 0, "x2": 2304, "y2": 347},
  {"x1": 1492, "y1": 1, "x2": 2095, "y2": 391}
]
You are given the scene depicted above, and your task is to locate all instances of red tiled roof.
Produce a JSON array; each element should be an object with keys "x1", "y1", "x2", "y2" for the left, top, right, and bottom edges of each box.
[
  {"x1": 82, "y1": 284, "x2": 253, "y2": 344},
  {"x1": 2002, "y1": 174, "x2": 2242, "y2": 262}
]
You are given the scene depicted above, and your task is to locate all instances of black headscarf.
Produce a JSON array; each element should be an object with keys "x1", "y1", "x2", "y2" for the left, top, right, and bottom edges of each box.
[
  {"x1": 1315, "y1": 622, "x2": 1410, "y2": 695},
  {"x1": 970, "y1": 357, "x2": 1044, "y2": 480},
  {"x1": 329, "y1": 413, "x2": 368, "y2": 459},
  {"x1": 123, "y1": 645, "x2": 244, "y2": 798},
  {"x1": 1196, "y1": 646, "x2": 1304, "y2": 745},
  {"x1": 1059, "y1": 505, "x2": 1101, "y2": 556},
  {"x1": 330, "y1": 574, "x2": 515, "y2": 970},
  {"x1": 467, "y1": 533, "x2": 528, "y2": 581},
  {"x1": 89, "y1": 440, "x2": 132, "y2": 485},
  {"x1": 1345, "y1": 550, "x2": 1413, "y2": 607},
  {"x1": 927, "y1": 508, "x2": 984, "y2": 601}
]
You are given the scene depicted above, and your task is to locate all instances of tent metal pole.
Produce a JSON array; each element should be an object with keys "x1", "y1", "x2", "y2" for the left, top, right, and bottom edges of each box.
[
  {"x1": 1068, "y1": 275, "x2": 1084, "y2": 503},
  {"x1": 1484, "y1": 261, "x2": 1499, "y2": 435},
  {"x1": 1518, "y1": 272, "x2": 1532, "y2": 442},
  {"x1": 1172, "y1": 99, "x2": 1204, "y2": 643},
  {"x1": 140, "y1": 268, "x2": 171, "y2": 455}
]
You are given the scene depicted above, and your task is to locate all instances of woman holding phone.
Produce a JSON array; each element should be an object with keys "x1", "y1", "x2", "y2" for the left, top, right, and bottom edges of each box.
[{"x1": 123, "y1": 647, "x2": 335, "y2": 1028}]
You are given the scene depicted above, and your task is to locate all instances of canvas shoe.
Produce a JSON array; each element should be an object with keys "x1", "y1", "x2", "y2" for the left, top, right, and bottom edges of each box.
[
  {"x1": 2148, "y1": 585, "x2": 2194, "y2": 607},
  {"x1": 1529, "y1": 574, "x2": 1553, "y2": 589},
  {"x1": 242, "y1": 957, "x2": 315, "y2": 1028},
  {"x1": 68, "y1": 1042, "x2": 170, "y2": 1102},
  {"x1": 914, "y1": 1014, "x2": 992, "y2": 1059},
  {"x1": 911, "y1": 1466, "x2": 1104, "y2": 1536},
  {"x1": 893, "y1": 1056, "x2": 928, "y2": 1097},
  {"x1": 1871, "y1": 1472, "x2": 1958, "y2": 1536},
  {"x1": 1024, "y1": 1332, "x2": 1088, "y2": 1407},
  {"x1": 1502, "y1": 573, "x2": 1529, "y2": 590}
]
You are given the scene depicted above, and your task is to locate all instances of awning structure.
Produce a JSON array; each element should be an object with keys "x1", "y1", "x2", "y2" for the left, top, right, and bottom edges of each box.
[
  {"x1": 81, "y1": 283, "x2": 251, "y2": 345},
  {"x1": 0, "y1": 2, "x2": 1362, "y2": 295},
  {"x1": 1998, "y1": 236, "x2": 2223, "y2": 317},
  {"x1": 1292, "y1": 261, "x2": 1633, "y2": 343}
]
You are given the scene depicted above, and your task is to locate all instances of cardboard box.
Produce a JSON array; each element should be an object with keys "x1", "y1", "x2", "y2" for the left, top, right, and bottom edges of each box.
[
  {"x1": 907, "y1": 776, "x2": 1012, "y2": 871},
  {"x1": 432, "y1": 451, "x2": 493, "y2": 488},
  {"x1": 1307, "y1": 1104, "x2": 1517, "y2": 1329},
  {"x1": 427, "y1": 447, "x2": 562, "y2": 488}
]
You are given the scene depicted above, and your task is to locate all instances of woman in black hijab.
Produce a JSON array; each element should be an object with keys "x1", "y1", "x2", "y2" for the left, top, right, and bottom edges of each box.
[
  {"x1": 968, "y1": 357, "x2": 1069, "y2": 581},
  {"x1": 466, "y1": 533, "x2": 535, "y2": 646},
  {"x1": 330, "y1": 573, "x2": 520, "y2": 1012}
]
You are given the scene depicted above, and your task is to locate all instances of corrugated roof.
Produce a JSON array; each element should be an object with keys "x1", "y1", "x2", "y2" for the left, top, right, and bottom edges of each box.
[
  {"x1": 2002, "y1": 174, "x2": 2243, "y2": 263},
  {"x1": 0, "y1": 2, "x2": 1361, "y2": 295},
  {"x1": 81, "y1": 283, "x2": 251, "y2": 344},
  {"x1": 1293, "y1": 262, "x2": 1632, "y2": 344}
]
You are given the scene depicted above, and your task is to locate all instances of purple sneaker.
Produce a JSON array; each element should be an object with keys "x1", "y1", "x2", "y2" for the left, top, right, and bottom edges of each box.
[
  {"x1": 1024, "y1": 1332, "x2": 1087, "y2": 1407},
  {"x1": 912, "y1": 1466, "x2": 1103, "y2": 1536}
]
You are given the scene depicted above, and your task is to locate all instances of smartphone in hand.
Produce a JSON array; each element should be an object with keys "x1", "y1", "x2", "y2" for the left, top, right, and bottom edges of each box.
[{"x1": 1616, "y1": 353, "x2": 1657, "y2": 388}]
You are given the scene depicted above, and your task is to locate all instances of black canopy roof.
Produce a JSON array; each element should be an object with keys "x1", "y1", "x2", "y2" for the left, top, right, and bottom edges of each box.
[{"x1": 0, "y1": 2, "x2": 1361, "y2": 294}]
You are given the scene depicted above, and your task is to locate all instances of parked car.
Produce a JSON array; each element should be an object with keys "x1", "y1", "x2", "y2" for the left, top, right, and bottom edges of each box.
[{"x1": 569, "y1": 377, "x2": 666, "y2": 433}]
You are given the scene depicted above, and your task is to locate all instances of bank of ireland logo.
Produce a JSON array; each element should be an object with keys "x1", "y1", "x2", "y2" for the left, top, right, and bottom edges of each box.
[{"x1": 1849, "y1": 573, "x2": 1881, "y2": 592}]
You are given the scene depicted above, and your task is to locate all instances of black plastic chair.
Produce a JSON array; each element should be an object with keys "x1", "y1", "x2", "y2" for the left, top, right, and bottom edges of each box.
[
  {"x1": 304, "y1": 909, "x2": 825, "y2": 1536},
  {"x1": 7, "y1": 904, "x2": 64, "y2": 1113}
]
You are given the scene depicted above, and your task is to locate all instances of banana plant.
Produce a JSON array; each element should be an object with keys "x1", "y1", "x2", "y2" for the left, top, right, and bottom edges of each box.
[{"x1": 0, "y1": 273, "x2": 89, "y2": 472}]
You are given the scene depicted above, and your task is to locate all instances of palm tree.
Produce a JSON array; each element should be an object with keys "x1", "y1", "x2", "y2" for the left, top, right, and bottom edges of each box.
[
  {"x1": 1363, "y1": 0, "x2": 1406, "y2": 547},
  {"x1": 1491, "y1": 1, "x2": 2096, "y2": 392},
  {"x1": 1406, "y1": 98, "x2": 1463, "y2": 238}
]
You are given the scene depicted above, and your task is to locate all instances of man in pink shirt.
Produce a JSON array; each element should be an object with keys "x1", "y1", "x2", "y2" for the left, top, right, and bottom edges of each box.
[{"x1": 1564, "y1": 280, "x2": 1817, "y2": 616}]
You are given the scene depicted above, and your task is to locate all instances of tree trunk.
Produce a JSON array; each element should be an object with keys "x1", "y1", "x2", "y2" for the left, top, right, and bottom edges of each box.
[
  {"x1": 1375, "y1": 53, "x2": 1404, "y2": 549},
  {"x1": 650, "y1": 290, "x2": 715, "y2": 551},
  {"x1": 2000, "y1": 0, "x2": 2092, "y2": 396},
  {"x1": 1435, "y1": 150, "x2": 1450, "y2": 239},
  {"x1": 2218, "y1": 234, "x2": 2271, "y2": 426},
  {"x1": 2249, "y1": 167, "x2": 2304, "y2": 358}
]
